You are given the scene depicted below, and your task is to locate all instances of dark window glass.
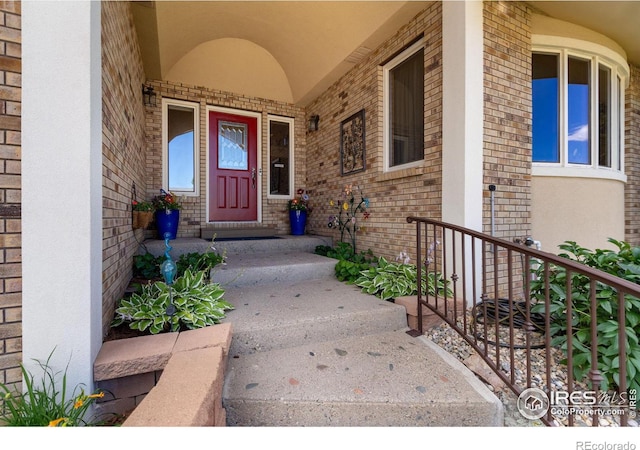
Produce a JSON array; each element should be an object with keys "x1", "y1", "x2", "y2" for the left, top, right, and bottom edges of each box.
[{"x1": 389, "y1": 48, "x2": 424, "y2": 167}]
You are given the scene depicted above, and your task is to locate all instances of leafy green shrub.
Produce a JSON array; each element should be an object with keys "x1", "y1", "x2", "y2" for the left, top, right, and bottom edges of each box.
[
  {"x1": 133, "y1": 252, "x2": 164, "y2": 279},
  {"x1": 316, "y1": 242, "x2": 375, "y2": 262},
  {"x1": 111, "y1": 269, "x2": 233, "y2": 334},
  {"x1": 0, "y1": 351, "x2": 106, "y2": 426},
  {"x1": 335, "y1": 259, "x2": 373, "y2": 283},
  {"x1": 531, "y1": 239, "x2": 640, "y2": 393},
  {"x1": 133, "y1": 246, "x2": 225, "y2": 282},
  {"x1": 176, "y1": 251, "x2": 224, "y2": 278},
  {"x1": 315, "y1": 242, "x2": 376, "y2": 283},
  {"x1": 355, "y1": 257, "x2": 452, "y2": 302}
]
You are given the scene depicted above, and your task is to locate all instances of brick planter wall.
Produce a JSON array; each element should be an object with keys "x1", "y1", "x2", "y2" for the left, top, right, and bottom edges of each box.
[{"x1": 93, "y1": 323, "x2": 232, "y2": 426}]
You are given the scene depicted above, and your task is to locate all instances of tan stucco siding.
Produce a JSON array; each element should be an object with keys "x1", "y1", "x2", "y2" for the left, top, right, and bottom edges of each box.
[{"x1": 531, "y1": 176, "x2": 625, "y2": 253}]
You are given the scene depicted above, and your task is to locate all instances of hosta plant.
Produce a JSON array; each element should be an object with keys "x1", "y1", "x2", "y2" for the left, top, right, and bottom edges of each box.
[
  {"x1": 530, "y1": 239, "x2": 640, "y2": 393},
  {"x1": 355, "y1": 257, "x2": 452, "y2": 302},
  {"x1": 111, "y1": 269, "x2": 233, "y2": 334}
]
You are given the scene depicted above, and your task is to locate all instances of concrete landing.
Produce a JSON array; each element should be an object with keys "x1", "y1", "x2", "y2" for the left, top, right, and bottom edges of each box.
[{"x1": 223, "y1": 329, "x2": 504, "y2": 426}]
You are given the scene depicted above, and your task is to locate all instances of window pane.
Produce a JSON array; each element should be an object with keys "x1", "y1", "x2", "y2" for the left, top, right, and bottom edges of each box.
[
  {"x1": 568, "y1": 56, "x2": 590, "y2": 164},
  {"x1": 598, "y1": 65, "x2": 611, "y2": 167},
  {"x1": 532, "y1": 53, "x2": 559, "y2": 163},
  {"x1": 390, "y1": 48, "x2": 424, "y2": 167},
  {"x1": 218, "y1": 121, "x2": 248, "y2": 170},
  {"x1": 168, "y1": 105, "x2": 196, "y2": 192},
  {"x1": 269, "y1": 120, "x2": 291, "y2": 196}
]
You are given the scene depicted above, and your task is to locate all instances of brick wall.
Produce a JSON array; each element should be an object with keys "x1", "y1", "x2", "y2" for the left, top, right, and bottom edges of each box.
[
  {"x1": 625, "y1": 65, "x2": 640, "y2": 245},
  {"x1": 305, "y1": 3, "x2": 443, "y2": 262},
  {"x1": 0, "y1": 0, "x2": 21, "y2": 397},
  {"x1": 481, "y1": 2, "x2": 533, "y2": 298},
  {"x1": 483, "y1": 1, "x2": 532, "y2": 241},
  {"x1": 101, "y1": 2, "x2": 147, "y2": 337},
  {"x1": 143, "y1": 80, "x2": 306, "y2": 238}
]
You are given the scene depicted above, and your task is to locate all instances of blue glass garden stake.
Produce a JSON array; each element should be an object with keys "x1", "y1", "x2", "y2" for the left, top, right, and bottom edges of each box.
[{"x1": 160, "y1": 232, "x2": 177, "y2": 316}]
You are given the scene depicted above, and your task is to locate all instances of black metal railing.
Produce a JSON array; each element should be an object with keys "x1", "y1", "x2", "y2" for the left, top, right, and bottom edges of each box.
[{"x1": 407, "y1": 216, "x2": 638, "y2": 426}]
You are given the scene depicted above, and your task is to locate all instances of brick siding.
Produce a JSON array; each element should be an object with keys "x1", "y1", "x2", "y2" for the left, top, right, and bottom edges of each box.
[
  {"x1": 0, "y1": 0, "x2": 20, "y2": 396},
  {"x1": 482, "y1": 1, "x2": 533, "y2": 297},
  {"x1": 483, "y1": 1, "x2": 532, "y2": 241},
  {"x1": 305, "y1": 3, "x2": 443, "y2": 262},
  {"x1": 142, "y1": 80, "x2": 306, "y2": 238},
  {"x1": 101, "y1": 2, "x2": 147, "y2": 337},
  {"x1": 625, "y1": 65, "x2": 640, "y2": 245}
]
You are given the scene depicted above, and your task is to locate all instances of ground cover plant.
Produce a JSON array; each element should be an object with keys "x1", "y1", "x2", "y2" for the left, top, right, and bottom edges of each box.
[
  {"x1": 354, "y1": 257, "x2": 453, "y2": 302},
  {"x1": 111, "y1": 269, "x2": 233, "y2": 334},
  {"x1": 315, "y1": 242, "x2": 376, "y2": 283},
  {"x1": 530, "y1": 238, "x2": 640, "y2": 394}
]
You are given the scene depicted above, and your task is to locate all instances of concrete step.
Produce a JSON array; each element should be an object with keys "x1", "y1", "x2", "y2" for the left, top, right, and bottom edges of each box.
[
  {"x1": 143, "y1": 235, "x2": 332, "y2": 259},
  {"x1": 220, "y1": 278, "x2": 408, "y2": 356},
  {"x1": 222, "y1": 329, "x2": 504, "y2": 426},
  {"x1": 212, "y1": 251, "x2": 337, "y2": 289}
]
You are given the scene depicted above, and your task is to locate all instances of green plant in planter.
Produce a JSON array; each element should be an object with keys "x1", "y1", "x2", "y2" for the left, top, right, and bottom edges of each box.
[
  {"x1": 355, "y1": 257, "x2": 452, "y2": 302},
  {"x1": 111, "y1": 269, "x2": 233, "y2": 334}
]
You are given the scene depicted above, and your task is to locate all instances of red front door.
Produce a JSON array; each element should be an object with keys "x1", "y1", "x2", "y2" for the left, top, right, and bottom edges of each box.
[{"x1": 209, "y1": 110, "x2": 258, "y2": 222}]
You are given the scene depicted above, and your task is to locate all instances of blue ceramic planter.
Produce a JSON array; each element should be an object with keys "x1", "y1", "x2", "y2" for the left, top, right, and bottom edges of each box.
[
  {"x1": 156, "y1": 209, "x2": 180, "y2": 240},
  {"x1": 289, "y1": 210, "x2": 307, "y2": 235}
]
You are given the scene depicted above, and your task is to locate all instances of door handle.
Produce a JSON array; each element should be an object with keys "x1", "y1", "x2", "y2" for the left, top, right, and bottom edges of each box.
[{"x1": 251, "y1": 167, "x2": 256, "y2": 189}]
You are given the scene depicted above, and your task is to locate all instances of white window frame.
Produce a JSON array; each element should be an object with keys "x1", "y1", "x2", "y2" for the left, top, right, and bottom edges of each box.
[
  {"x1": 267, "y1": 114, "x2": 295, "y2": 200},
  {"x1": 162, "y1": 98, "x2": 200, "y2": 196},
  {"x1": 382, "y1": 38, "x2": 425, "y2": 173},
  {"x1": 532, "y1": 37, "x2": 629, "y2": 182}
]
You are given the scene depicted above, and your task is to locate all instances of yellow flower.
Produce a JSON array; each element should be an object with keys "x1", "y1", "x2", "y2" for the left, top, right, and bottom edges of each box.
[
  {"x1": 88, "y1": 392, "x2": 105, "y2": 399},
  {"x1": 74, "y1": 398, "x2": 84, "y2": 409},
  {"x1": 48, "y1": 418, "x2": 66, "y2": 427},
  {"x1": 329, "y1": 200, "x2": 334, "y2": 207},
  {"x1": 343, "y1": 202, "x2": 348, "y2": 211}
]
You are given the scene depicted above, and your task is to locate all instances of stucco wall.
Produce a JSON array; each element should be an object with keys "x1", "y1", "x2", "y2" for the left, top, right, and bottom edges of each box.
[
  {"x1": 101, "y1": 2, "x2": 147, "y2": 337},
  {"x1": 532, "y1": 177, "x2": 626, "y2": 252}
]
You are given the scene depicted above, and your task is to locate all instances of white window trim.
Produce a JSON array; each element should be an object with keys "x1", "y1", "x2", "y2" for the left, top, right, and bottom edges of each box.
[
  {"x1": 382, "y1": 38, "x2": 425, "y2": 173},
  {"x1": 161, "y1": 98, "x2": 200, "y2": 196},
  {"x1": 532, "y1": 36, "x2": 628, "y2": 183},
  {"x1": 267, "y1": 114, "x2": 295, "y2": 200}
]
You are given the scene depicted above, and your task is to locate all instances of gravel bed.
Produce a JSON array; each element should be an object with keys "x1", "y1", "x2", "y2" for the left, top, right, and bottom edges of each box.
[{"x1": 423, "y1": 317, "x2": 638, "y2": 428}]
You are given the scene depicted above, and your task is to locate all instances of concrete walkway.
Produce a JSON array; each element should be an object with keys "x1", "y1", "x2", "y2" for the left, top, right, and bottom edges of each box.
[{"x1": 146, "y1": 234, "x2": 504, "y2": 426}]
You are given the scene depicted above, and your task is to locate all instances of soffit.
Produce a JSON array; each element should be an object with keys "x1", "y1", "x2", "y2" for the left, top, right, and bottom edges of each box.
[
  {"x1": 528, "y1": 1, "x2": 640, "y2": 67},
  {"x1": 132, "y1": 1, "x2": 640, "y2": 107},
  {"x1": 132, "y1": 1, "x2": 430, "y2": 106}
]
